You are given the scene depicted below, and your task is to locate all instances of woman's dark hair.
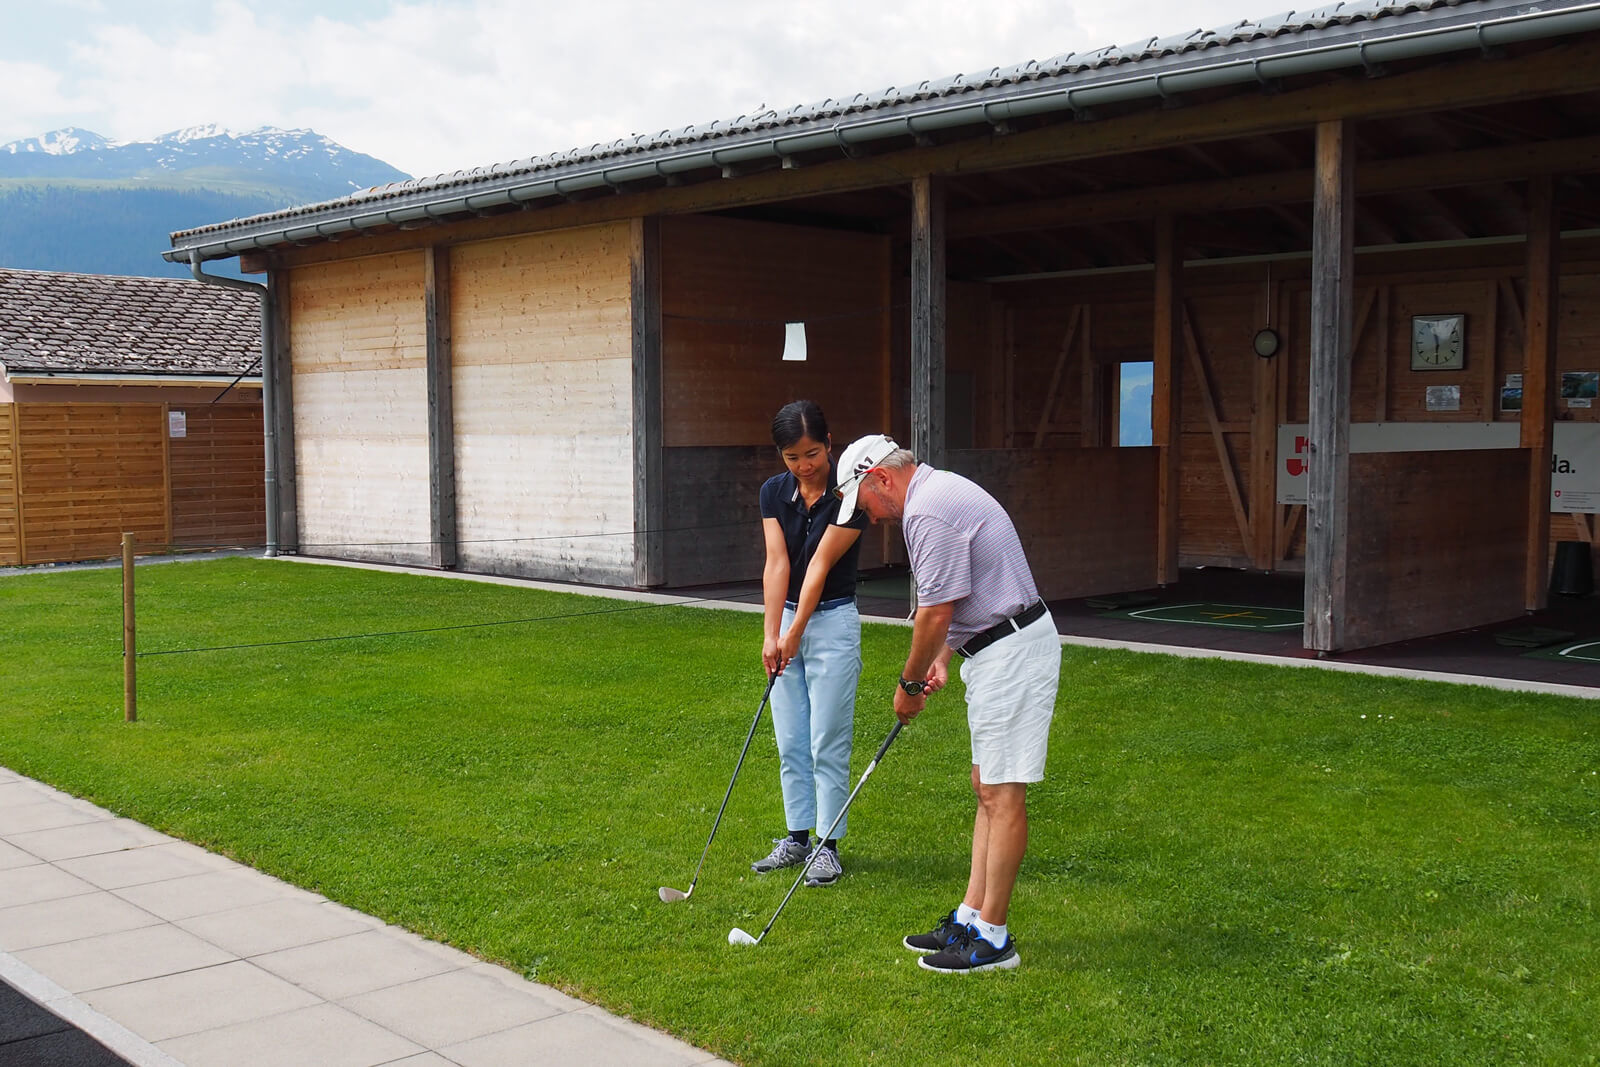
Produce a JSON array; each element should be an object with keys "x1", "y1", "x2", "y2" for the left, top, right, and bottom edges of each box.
[{"x1": 771, "y1": 400, "x2": 829, "y2": 450}]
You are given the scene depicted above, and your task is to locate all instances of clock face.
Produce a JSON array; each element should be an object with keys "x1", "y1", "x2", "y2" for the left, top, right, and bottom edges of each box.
[{"x1": 1411, "y1": 314, "x2": 1465, "y2": 370}]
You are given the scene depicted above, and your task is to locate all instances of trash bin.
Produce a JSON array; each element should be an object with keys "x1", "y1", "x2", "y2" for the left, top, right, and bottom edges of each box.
[{"x1": 1550, "y1": 540, "x2": 1594, "y2": 598}]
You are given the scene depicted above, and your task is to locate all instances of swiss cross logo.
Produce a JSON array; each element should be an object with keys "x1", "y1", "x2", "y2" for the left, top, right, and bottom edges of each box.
[{"x1": 1285, "y1": 435, "x2": 1310, "y2": 478}]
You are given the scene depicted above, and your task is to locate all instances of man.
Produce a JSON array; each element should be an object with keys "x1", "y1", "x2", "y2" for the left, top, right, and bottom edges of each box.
[{"x1": 834, "y1": 434, "x2": 1061, "y2": 974}]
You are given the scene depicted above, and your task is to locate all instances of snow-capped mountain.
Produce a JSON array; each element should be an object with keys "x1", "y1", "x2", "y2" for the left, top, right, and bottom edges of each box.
[
  {"x1": 0, "y1": 125, "x2": 410, "y2": 200},
  {"x1": 0, "y1": 125, "x2": 412, "y2": 279}
]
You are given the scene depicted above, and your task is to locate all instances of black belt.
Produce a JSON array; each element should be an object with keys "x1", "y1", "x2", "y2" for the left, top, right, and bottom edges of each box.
[{"x1": 956, "y1": 600, "x2": 1049, "y2": 659}]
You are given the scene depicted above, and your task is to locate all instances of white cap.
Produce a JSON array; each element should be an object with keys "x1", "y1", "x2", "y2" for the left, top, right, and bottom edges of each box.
[{"x1": 834, "y1": 434, "x2": 899, "y2": 524}]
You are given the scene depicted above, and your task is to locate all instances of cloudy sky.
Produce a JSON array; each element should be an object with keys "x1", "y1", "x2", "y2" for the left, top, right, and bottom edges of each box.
[{"x1": 1, "y1": 0, "x2": 1258, "y2": 179}]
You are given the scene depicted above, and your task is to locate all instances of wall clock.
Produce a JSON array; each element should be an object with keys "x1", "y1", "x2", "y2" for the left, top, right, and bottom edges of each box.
[{"x1": 1411, "y1": 314, "x2": 1465, "y2": 371}]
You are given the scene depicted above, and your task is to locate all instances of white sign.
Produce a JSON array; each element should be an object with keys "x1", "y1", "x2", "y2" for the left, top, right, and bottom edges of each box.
[
  {"x1": 168, "y1": 410, "x2": 186, "y2": 438},
  {"x1": 1277, "y1": 422, "x2": 1600, "y2": 513}
]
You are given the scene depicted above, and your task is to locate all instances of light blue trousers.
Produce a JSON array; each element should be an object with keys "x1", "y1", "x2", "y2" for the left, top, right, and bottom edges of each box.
[{"x1": 772, "y1": 600, "x2": 861, "y2": 840}]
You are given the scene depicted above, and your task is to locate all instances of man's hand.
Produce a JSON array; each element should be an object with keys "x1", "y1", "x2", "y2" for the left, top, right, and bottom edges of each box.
[{"x1": 893, "y1": 685, "x2": 927, "y2": 724}]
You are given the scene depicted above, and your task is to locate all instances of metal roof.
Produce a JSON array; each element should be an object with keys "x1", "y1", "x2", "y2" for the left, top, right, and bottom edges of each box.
[
  {"x1": 0, "y1": 268, "x2": 260, "y2": 377},
  {"x1": 167, "y1": 0, "x2": 1600, "y2": 260}
]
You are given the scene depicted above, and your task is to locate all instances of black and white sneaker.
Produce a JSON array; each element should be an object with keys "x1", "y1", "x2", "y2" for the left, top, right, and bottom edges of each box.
[
  {"x1": 918, "y1": 925, "x2": 1021, "y2": 973},
  {"x1": 903, "y1": 910, "x2": 966, "y2": 954},
  {"x1": 803, "y1": 844, "x2": 842, "y2": 887},
  {"x1": 751, "y1": 837, "x2": 810, "y2": 873}
]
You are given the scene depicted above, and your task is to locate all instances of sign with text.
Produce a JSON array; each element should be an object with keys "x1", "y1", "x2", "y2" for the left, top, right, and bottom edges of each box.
[{"x1": 1277, "y1": 422, "x2": 1600, "y2": 512}]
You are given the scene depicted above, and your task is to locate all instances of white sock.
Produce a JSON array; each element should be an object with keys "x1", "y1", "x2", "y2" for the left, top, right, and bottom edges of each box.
[
  {"x1": 972, "y1": 917, "x2": 1008, "y2": 947},
  {"x1": 955, "y1": 903, "x2": 981, "y2": 926}
]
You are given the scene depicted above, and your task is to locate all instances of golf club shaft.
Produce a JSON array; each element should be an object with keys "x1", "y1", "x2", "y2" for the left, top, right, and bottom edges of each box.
[
  {"x1": 683, "y1": 672, "x2": 778, "y2": 893},
  {"x1": 752, "y1": 719, "x2": 904, "y2": 942}
]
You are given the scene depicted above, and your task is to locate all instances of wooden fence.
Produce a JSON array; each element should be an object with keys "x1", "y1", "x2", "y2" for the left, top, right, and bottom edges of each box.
[{"x1": 0, "y1": 401, "x2": 263, "y2": 566}]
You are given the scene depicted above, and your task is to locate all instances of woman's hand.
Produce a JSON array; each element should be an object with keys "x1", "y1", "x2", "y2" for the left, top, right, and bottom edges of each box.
[
  {"x1": 763, "y1": 635, "x2": 786, "y2": 676},
  {"x1": 777, "y1": 628, "x2": 801, "y2": 668}
]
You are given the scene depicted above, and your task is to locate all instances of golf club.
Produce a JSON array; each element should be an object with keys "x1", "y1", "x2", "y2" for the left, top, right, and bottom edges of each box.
[
  {"x1": 658, "y1": 672, "x2": 779, "y2": 903},
  {"x1": 728, "y1": 718, "x2": 904, "y2": 946}
]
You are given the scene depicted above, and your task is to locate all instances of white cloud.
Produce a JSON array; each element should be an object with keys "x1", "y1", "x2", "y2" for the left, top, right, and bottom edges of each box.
[{"x1": 1, "y1": 0, "x2": 1257, "y2": 177}]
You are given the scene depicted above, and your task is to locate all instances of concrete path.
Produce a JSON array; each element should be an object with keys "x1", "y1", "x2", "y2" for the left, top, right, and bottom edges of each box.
[{"x1": 0, "y1": 766, "x2": 731, "y2": 1067}]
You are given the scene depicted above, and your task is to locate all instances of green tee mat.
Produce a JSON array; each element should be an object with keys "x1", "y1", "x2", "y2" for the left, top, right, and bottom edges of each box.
[
  {"x1": 1099, "y1": 601, "x2": 1304, "y2": 631},
  {"x1": 1493, "y1": 626, "x2": 1576, "y2": 649},
  {"x1": 1523, "y1": 639, "x2": 1600, "y2": 662}
]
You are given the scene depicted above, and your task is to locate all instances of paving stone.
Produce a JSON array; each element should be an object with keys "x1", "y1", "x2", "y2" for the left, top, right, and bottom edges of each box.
[
  {"x1": 0, "y1": 838, "x2": 41, "y2": 871},
  {"x1": 112, "y1": 868, "x2": 316, "y2": 921},
  {"x1": 80, "y1": 960, "x2": 320, "y2": 1042},
  {"x1": 8, "y1": 819, "x2": 172, "y2": 863},
  {"x1": 0, "y1": 891, "x2": 160, "y2": 951},
  {"x1": 56, "y1": 841, "x2": 229, "y2": 890},
  {"x1": 441, "y1": 1007, "x2": 716, "y2": 1067},
  {"x1": 340, "y1": 966, "x2": 563, "y2": 1048},
  {"x1": 158, "y1": 1003, "x2": 422, "y2": 1067},
  {"x1": 15, "y1": 924, "x2": 234, "y2": 994},
  {"x1": 177, "y1": 897, "x2": 375, "y2": 957},
  {"x1": 253, "y1": 929, "x2": 460, "y2": 1001},
  {"x1": 0, "y1": 864, "x2": 97, "y2": 909},
  {"x1": 0, "y1": 799, "x2": 102, "y2": 836}
]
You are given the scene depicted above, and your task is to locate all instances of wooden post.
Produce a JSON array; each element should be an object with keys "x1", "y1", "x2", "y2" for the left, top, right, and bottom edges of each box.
[
  {"x1": 631, "y1": 217, "x2": 665, "y2": 588},
  {"x1": 1521, "y1": 174, "x2": 1560, "y2": 610},
  {"x1": 911, "y1": 175, "x2": 947, "y2": 469},
  {"x1": 267, "y1": 269, "x2": 298, "y2": 554},
  {"x1": 1250, "y1": 271, "x2": 1278, "y2": 569},
  {"x1": 1305, "y1": 119, "x2": 1355, "y2": 653},
  {"x1": 424, "y1": 246, "x2": 458, "y2": 570},
  {"x1": 122, "y1": 532, "x2": 136, "y2": 723},
  {"x1": 1153, "y1": 213, "x2": 1182, "y2": 585}
]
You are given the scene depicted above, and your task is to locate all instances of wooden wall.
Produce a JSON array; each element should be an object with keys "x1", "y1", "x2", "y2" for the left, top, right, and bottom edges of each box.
[
  {"x1": 289, "y1": 251, "x2": 430, "y2": 565},
  {"x1": 169, "y1": 404, "x2": 265, "y2": 549},
  {"x1": 948, "y1": 448, "x2": 1158, "y2": 600},
  {"x1": 658, "y1": 216, "x2": 893, "y2": 585},
  {"x1": 0, "y1": 406, "x2": 18, "y2": 565},
  {"x1": 1344, "y1": 448, "x2": 1527, "y2": 649},
  {"x1": 660, "y1": 215, "x2": 892, "y2": 446},
  {"x1": 449, "y1": 223, "x2": 636, "y2": 583},
  {"x1": 10, "y1": 403, "x2": 168, "y2": 564}
]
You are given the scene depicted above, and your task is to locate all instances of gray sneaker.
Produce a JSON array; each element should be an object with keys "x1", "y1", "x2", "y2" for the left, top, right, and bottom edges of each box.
[
  {"x1": 752, "y1": 837, "x2": 810, "y2": 873},
  {"x1": 803, "y1": 844, "x2": 842, "y2": 887}
]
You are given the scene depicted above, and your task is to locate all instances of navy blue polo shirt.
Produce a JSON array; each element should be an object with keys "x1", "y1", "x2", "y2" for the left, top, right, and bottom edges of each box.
[{"x1": 759, "y1": 466, "x2": 868, "y2": 603}]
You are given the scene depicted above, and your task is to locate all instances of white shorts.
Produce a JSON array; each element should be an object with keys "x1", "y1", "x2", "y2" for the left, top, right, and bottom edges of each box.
[{"x1": 958, "y1": 612, "x2": 1061, "y2": 785}]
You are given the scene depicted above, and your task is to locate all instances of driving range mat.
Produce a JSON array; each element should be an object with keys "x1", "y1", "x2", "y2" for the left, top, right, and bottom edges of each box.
[
  {"x1": 1523, "y1": 639, "x2": 1600, "y2": 663},
  {"x1": 1100, "y1": 601, "x2": 1304, "y2": 631}
]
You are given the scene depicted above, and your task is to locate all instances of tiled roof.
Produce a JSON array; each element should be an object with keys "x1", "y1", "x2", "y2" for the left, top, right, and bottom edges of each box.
[
  {"x1": 0, "y1": 268, "x2": 259, "y2": 377},
  {"x1": 171, "y1": 0, "x2": 1496, "y2": 245}
]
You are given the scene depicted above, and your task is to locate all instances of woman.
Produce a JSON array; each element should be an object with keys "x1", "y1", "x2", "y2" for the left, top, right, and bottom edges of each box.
[{"x1": 753, "y1": 400, "x2": 866, "y2": 887}]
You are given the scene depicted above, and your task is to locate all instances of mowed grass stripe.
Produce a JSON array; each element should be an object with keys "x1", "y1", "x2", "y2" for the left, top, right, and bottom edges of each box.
[{"x1": 1, "y1": 558, "x2": 1595, "y2": 1065}]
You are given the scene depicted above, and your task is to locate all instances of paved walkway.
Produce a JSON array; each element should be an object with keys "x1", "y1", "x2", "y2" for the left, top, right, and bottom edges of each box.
[{"x1": 0, "y1": 767, "x2": 730, "y2": 1067}]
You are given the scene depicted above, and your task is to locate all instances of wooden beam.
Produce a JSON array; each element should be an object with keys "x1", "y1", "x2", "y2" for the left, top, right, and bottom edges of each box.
[
  {"x1": 267, "y1": 269, "x2": 298, "y2": 553},
  {"x1": 911, "y1": 175, "x2": 947, "y2": 469},
  {"x1": 424, "y1": 246, "x2": 457, "y2": 570},
  {"x1": 1305, "y1": 118, "x2": 1355, "y2": 653},
  {"x1": 1079, "y1": 308, "x2": 1106, "y2": 448},
  {"x1": 1033, "y1": 305, "x2": 1082, "y2": 447},
  {"x1": 1522, "y1": 174, "x2": 1559, "y2": 610},
  {"x1": 1482, "y1": 278, "x2": 1499, "y2": 422},
  {"x1": 1153, "y1": 213, "x2": 1182, "y2": 585},
  {"x1": 246, "y1": 38, "x2": 1600, "y2": 274},
  {"x1": 1250, "y1": 272, "x2": 1278, "y2": 569},
  {"x1": 6, "y1": 403, "x2": 23, "y2": 565},
  {"x1": 1374, "y1": 286, "x2": 1390, "y2": 422},
  {"x1": 631, "y1": 217, "x2": 665, "y2": 588},
  {"x1": 1182, "y1": 305, "x2": 1252, "y2": 557},
  {"x1": 949, "y1": 133, "x2": 1600, "y2": 239}
]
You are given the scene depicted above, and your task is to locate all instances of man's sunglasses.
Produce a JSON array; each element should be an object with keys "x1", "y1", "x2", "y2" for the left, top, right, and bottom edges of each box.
[{"x1": 833, "y1": 467, "x2": 874, "y2": 500}]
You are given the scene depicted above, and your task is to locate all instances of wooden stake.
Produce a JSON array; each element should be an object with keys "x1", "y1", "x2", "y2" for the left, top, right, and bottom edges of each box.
[{"x1": 122, "y1": 532, "x2": 136, "y2": 723}]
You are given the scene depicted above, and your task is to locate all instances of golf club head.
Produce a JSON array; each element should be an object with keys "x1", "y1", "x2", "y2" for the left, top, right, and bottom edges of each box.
[
  {"x1": 657, "y1": 886, "x2": 689, "y2": 903},
  {"x1": 728, "y1": 927, "x2": 759, "y2": 946}
]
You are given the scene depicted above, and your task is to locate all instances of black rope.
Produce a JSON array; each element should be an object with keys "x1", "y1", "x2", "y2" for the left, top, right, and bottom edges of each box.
[{"x1": 135, "y1": 594, "x2": 728, "y2": 658}]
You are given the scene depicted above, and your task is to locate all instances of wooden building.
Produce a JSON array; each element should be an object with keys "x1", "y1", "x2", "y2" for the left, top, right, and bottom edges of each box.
[
  {"x1": 0, "y1": 268, "x2": 264, "y2": 565},
  {"x1": 168, "y1": 0, "x2": 1600, "y2": 651}
]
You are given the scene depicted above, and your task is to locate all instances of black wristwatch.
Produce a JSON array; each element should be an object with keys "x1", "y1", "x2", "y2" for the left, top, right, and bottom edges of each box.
[{"x1": 898, "y1": 676, "x2": 926, "y2": 696}]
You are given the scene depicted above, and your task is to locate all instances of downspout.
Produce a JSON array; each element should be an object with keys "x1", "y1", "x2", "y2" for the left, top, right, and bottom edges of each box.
[{"x1": 188, "y1": 251, "x2": 279, "y2": 557}]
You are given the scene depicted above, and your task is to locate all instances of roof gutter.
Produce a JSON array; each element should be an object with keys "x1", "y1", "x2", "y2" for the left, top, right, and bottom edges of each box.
[
  {"x1": 186, "y1": 252, "x2": 281, "y2": 557},
  {"x1": 4, "y1": 372, "x2": 262, "y2": 387},
  {"x1": 165, "y1": 1, "x2": 1600, "y2": 264}
]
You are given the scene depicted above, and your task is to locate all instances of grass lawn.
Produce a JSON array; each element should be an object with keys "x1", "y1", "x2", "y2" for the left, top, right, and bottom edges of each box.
[{"x1": 2, "y1": 557, "x2": 1596, "y2": 1065}]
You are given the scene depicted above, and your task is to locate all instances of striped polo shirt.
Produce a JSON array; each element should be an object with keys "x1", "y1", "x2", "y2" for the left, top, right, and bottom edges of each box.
[{"x1": 902, "y1": 465, "x2": 1040, "y2": 648}]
